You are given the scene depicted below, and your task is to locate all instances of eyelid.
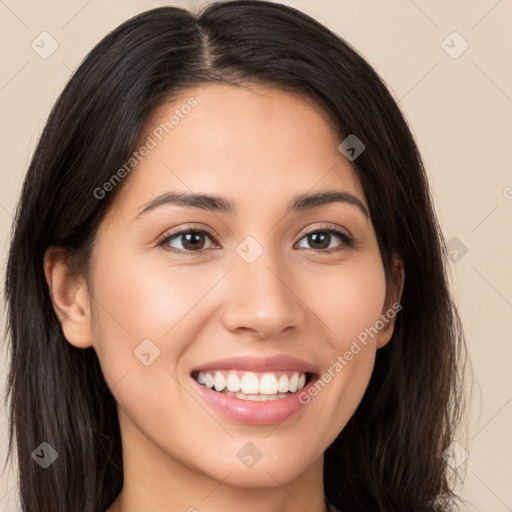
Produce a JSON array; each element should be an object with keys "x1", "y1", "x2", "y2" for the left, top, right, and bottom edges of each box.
[
  {"x1": 156, "y1": 224, "x2": 219, "y2": 243},
  {"x1": 296, "y1": 222, "x2": 352, "y2": 240}
]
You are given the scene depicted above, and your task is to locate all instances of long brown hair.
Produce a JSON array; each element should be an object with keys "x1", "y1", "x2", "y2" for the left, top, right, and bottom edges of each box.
[{"x1": 3, "y1": 1, "x2": 470, "y2": 511}]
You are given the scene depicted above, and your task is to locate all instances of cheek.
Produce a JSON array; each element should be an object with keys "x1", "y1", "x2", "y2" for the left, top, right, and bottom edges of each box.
[
  {"x1": 88, "y1": 252, "x2": 215, "y2": 452},
  {"x1": 88, "y1": 247, "x2": 219, "y2": 395},
  {"x1": 299, "y1": 254, "x2": 386, "y2": 433},
  {"x1": 92, "y1": 251, "x2": 215, "y2": 342},
  {"x1": 310, "y1": 255, "x2": 387, "y2": 347}
]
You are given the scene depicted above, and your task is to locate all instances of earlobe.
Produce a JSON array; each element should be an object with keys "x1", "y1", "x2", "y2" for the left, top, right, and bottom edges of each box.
[
  {"x1": 43, "y1": 246, "x2": 94, "y2": 349},
  {"x1": 376, "y1": 253, "x2": 405, "y2": 349}
]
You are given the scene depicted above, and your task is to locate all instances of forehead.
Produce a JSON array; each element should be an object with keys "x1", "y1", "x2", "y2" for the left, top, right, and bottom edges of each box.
[{"x1": 111, "y1": 83, "x2": 366, "y2": 217}]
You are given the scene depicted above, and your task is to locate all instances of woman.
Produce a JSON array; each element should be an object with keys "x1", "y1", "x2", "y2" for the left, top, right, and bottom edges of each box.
[{"x1": 3, "y1": 1, "x2": 469, "y2": 511}]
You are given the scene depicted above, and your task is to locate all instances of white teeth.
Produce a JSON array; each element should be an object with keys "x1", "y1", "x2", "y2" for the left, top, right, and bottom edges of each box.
[
  {"x1": 278, "y1": 374, "x2": 289, "y2": 393},
  {"x1": 226, "y1": 373, "x2": 241, "y2": 392},
  {"x1": 241, "y1": 372, "x2": 260, "y2": 394},
  {"x1": 204, "y1": 372, "x2": 214, "y2": 389},
  {"x1": 259, "y1": 373, "x2": 279, "y2": 395},
  {"x1": 245, "y1": 393, "x2": 280, "y2": 401},
  {"x1": 289, "y1": 373, "x2": 299, "y2": 392},
  {"x1": 223, "y1": 390, "x2": 290, "y2": 401},
  {"x1": 195, "y1": 370, "x2": 308, "y2": 395},
  {"x1": 213, "y1": 371, "x2": 226, "y2": 392}
]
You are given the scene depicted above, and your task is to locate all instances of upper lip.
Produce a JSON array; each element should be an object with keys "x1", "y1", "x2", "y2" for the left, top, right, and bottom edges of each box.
[{"x1": 190, "y1": 355, "x2": 319, "y2": 375}]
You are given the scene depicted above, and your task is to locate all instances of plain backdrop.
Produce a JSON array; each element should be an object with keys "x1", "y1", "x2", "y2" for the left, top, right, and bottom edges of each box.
[{"x1": 1, "y1": 1, "x2": 511, "y2": 510}]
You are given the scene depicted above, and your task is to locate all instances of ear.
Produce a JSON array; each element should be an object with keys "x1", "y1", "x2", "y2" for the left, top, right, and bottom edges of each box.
[
  {"x1": 376, "y1": 252, "x2": 404, "y2": 349},
  {"x1": 43, "y1": 246, "x2": 94, "y2": 349}
]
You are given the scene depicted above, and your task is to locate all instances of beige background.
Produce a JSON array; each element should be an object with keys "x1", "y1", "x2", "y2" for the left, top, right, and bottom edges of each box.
[{"x1": 1, "y1": 0, "x2": 511, "y2": 510}]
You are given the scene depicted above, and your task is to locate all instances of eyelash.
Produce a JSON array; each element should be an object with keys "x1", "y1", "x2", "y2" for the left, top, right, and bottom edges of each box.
[{"x1": 156, "y1": 224, "x2": 354, "y2": 257}]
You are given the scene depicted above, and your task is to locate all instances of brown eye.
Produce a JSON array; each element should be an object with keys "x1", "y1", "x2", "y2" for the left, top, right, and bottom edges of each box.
[
  {"x1": 158, "y1": 227, "x2": 217, "y2": 254},
  {"x1": 306, "y1": 232, "x2": 330, "y2": 249},
  {"x1": 295, "y1": 227, "x2": 353, "y2": 253}
]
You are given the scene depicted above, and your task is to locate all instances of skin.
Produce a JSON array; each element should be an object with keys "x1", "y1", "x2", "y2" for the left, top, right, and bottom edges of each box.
[{"x1": 44, "y1": 83, "x2": 404, "y2": 512}]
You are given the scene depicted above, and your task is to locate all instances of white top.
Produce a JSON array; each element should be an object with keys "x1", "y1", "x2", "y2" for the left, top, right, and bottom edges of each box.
[{"x1": 325, "y1": 496, "x2": 342, "y2": 512}]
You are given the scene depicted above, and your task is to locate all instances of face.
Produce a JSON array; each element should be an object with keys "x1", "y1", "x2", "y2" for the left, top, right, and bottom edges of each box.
[{"x1": 47, "y1": 83, "x2": 402, "y2": 494}]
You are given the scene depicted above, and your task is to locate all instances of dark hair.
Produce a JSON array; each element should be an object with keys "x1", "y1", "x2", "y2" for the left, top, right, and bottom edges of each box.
[{"x1": 3, "y1": 1, "x2": 470, "y2": 511}]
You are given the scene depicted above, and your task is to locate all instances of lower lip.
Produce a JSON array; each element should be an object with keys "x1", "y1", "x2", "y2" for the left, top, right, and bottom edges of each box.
[{"x1": 190, "y1": 375, "x2": 318, "y2": 426}]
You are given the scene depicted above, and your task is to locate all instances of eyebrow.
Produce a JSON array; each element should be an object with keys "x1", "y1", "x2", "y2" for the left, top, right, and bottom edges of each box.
[{"x1": 135, "y1": 189, "x2": 369, "y2": 219}]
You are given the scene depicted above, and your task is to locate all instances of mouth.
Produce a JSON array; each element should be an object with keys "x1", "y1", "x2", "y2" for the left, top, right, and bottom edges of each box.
[
  {"x1": 189, "y1": 354, "x2": 320, "y2": 424},
  {"x1": 190, "y1": 369, "x2": 316, "y2": 401}
]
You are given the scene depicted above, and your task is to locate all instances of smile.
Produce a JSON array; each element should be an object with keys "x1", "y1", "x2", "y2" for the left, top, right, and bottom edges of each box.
[
  {"x1": 191, "y1": 369, "x2": 310, "y2": 401},
  {"x1": 189, "y1": 355, "x2": 320, "y2": 425}
]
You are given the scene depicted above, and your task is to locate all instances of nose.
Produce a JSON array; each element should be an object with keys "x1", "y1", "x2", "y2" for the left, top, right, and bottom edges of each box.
[{"x1": 220, "y1": 252, "x2": 306, "y2": 339}]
